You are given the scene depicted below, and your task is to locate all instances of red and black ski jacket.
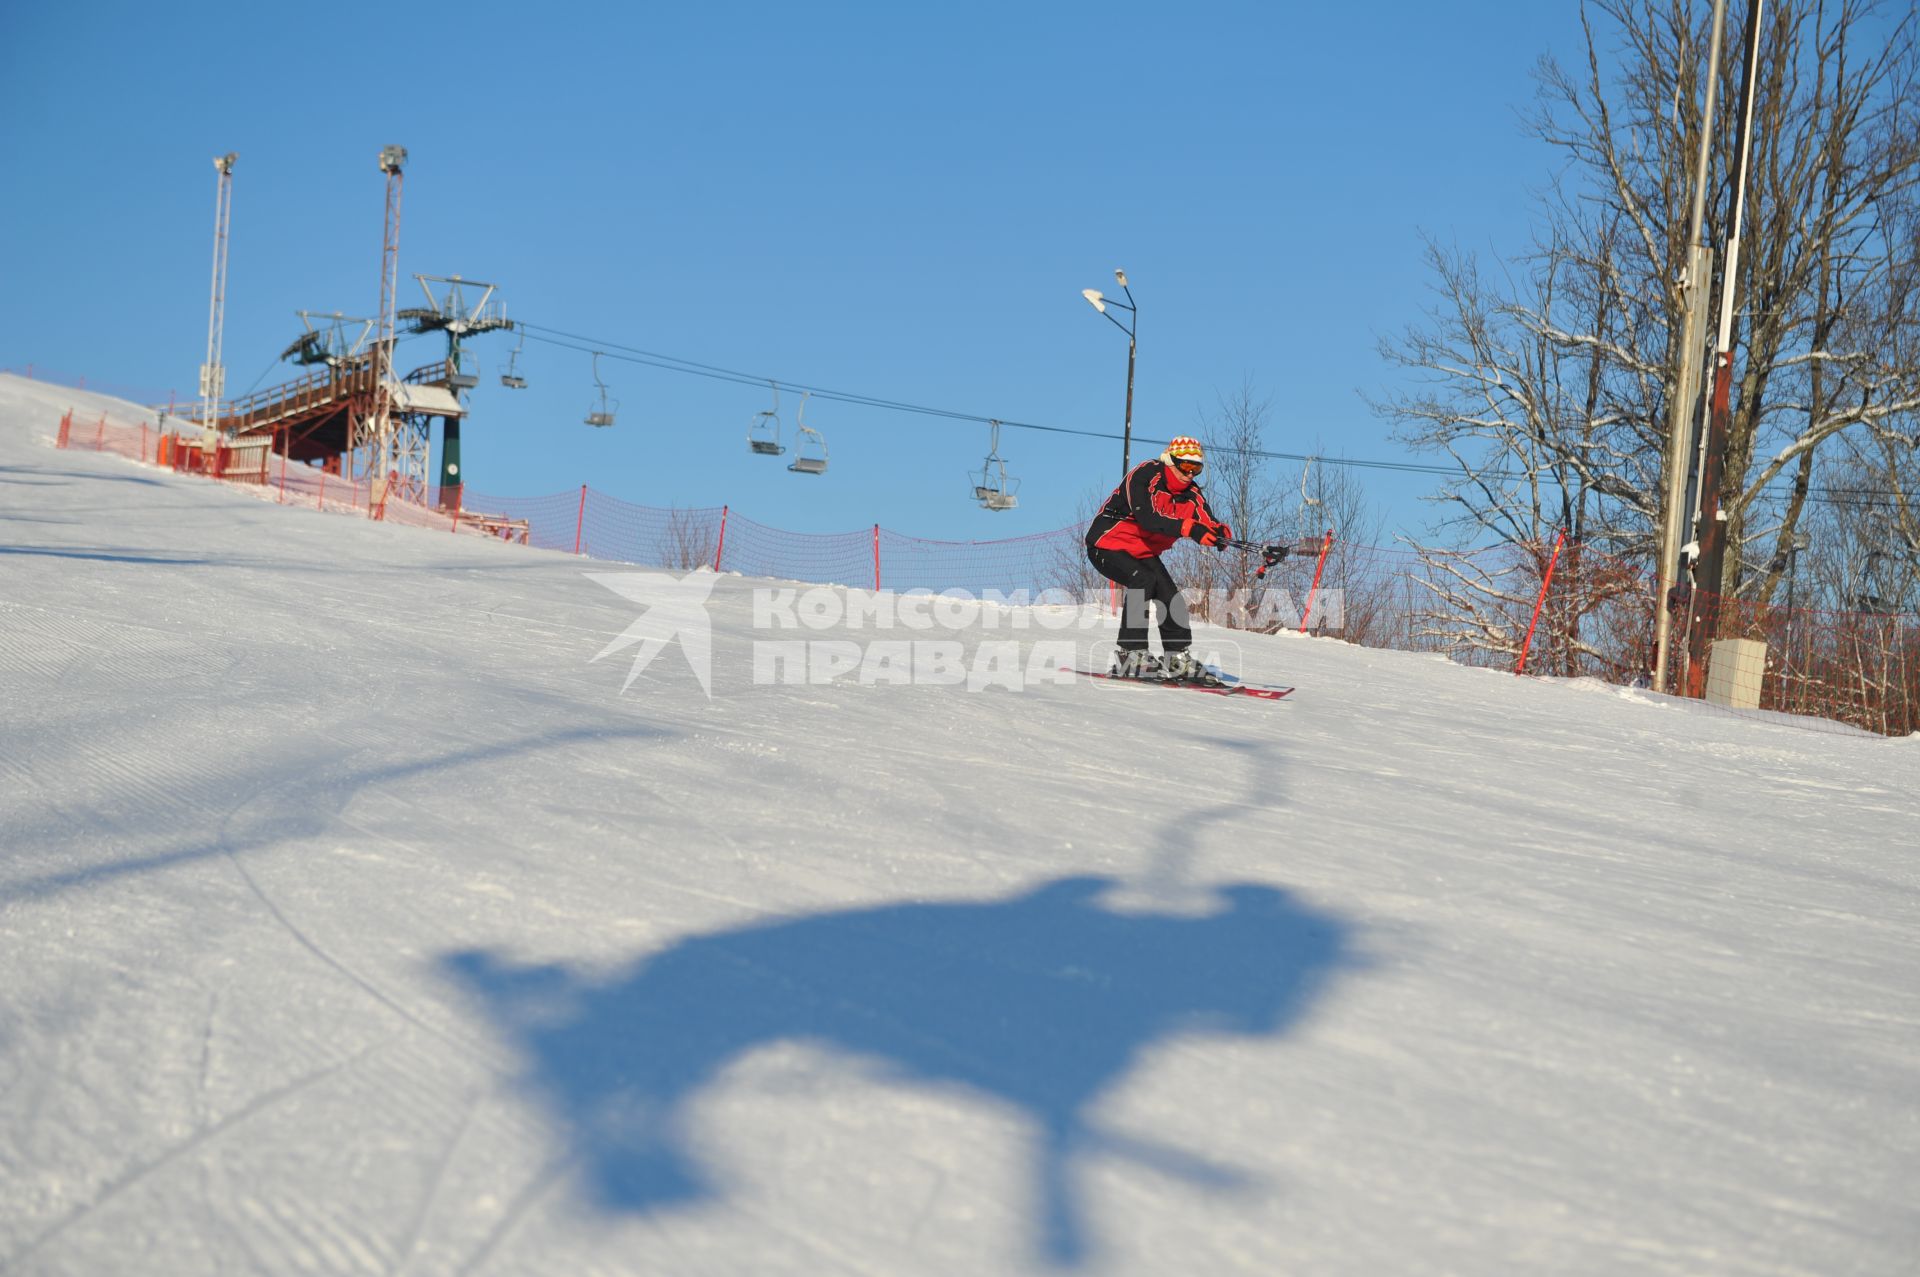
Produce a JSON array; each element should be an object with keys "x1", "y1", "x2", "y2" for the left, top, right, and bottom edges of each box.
[{"x1": 1084, "y1": 459, "x2": 1226, "y2": 559}]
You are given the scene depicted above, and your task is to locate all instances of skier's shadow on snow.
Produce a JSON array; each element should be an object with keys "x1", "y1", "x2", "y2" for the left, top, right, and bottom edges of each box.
[{"x1": 443, "y1": 875, "x2": 1354, "y2": 1267}]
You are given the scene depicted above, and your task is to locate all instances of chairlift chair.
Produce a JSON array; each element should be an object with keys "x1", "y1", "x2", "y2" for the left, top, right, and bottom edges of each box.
[
  {"x1": 585, "y1": 351, "x2": 618, "y2": 428},
  {"x1": 978, "y1": 475, "x2": 1019, "y2": 511},
  {"x1": 445, "y1": 348, "x2": 480, "y2": 390},
  {"x1": 788, "y1": 391, "x2": 828, "y2": 474},
  {"x1": 971, "y1": 420, "x2": 1018, "y2": 510},
  {"x1": 748, "y1": 380, "x2": 785, "y2": 456},
  {"x1": 1299, "y1": 456, "x2": 1324, "y2": 536},
  {"x1": 500, "y1": 326, "x2": 527, "y2": 389}
]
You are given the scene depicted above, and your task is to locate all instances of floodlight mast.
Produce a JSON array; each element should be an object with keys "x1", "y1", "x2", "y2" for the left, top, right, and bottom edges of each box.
[
  {"x1": 199, "y1": 153, "x2": 237, "y2": 432},
  {"x1": 370, "y1": 145, "x2": 407, "y2": 480}
]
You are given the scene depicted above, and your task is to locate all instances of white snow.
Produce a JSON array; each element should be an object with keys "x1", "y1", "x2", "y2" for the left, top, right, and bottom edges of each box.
[{"x1": 2, "y1": 372, "x2": 1916, "y2": 1276}]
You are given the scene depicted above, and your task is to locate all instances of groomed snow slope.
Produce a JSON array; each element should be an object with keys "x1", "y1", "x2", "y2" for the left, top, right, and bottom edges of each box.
[{"x1": 2, "y1": 373, "x2": 1915, "y2": 1277}]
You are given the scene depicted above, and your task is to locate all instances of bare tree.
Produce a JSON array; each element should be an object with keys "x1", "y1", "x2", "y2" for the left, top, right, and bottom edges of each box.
[
  {"x1": 1374, "y1": 0, "x2": 1920, "y2": 670},
  {"x1": 1046, "y1": 485, "x2": 1113, "y2": 599},
  {"x1": 1181, "y1": 379, "x2": 1284, "y2": 609},
  {"x1": 661, "y1": 507, "x2": 719, "y2": 572}
]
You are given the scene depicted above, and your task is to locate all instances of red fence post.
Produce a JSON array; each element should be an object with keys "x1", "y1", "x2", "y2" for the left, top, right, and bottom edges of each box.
[
  {"x1": 140, "y1": 422, "x2": 148, "y2": 461},
  {"x1": 714, "y1": 505, "x2": 729, "y2": 572},
  {"x1": 56, "y1": 410, "x2": 71, "y2": 449},
  {"x1": 276, "y1": 430, "x2": 287, "y2": 501},
  {"x1": 873, "y1": 524, "x2": 882, "y2": 592},
  {"x1": 1299, "y1": 530, "x2": 1335, "y2": 634},
  {"x1": 1516, "y1": 530, "x2": 1567, "y2": 675},
  {"x1": 573, "y1": 484, "x2": 587, "y2": 555},
  {"x1": 94, "y1": 414, "x2": 106, "y2": 449},
  {"x1": 318, "y1": 468, "x2": 326, "y2": 508}
]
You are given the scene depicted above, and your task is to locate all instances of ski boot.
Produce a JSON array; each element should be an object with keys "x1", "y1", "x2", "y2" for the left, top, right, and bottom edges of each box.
[
  {"x1": 1109, "y1": 650, "x2": 1164, "y2": 680},
  {"x1": 1160, "y1": 651, "x2": 1228, "y2": 687}
]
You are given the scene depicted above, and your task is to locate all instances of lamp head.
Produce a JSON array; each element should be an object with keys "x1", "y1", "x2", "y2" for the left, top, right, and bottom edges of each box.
[
  {"x1": 1082, "y1": 289, "x2": 1106, "y2": 313},
  {"x1": 1114, "y1": 269, "x2": 1128, "y2": 287}
]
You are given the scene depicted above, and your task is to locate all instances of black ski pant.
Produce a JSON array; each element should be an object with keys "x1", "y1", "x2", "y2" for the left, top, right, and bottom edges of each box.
[{"x1": 1088, "y1": 547, "x2": 1191, "y2": 654}]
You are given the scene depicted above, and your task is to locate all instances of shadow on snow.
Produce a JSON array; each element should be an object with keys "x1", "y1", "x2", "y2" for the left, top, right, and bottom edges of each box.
[{"x1": 443, "y1": 874, "x2": 1355, "y2": 1267}]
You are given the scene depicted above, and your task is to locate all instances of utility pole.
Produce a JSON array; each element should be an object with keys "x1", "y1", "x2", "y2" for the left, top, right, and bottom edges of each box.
[
  {"x1": 1653, "y1": 0, "x2": 1728, "y2": 695},
  {"x1": 1685, "y1": 0, "x2": 1767, "y2": 693},
  {"x1": 199, "y1": 153, "x2": 237, "y2": 436}
]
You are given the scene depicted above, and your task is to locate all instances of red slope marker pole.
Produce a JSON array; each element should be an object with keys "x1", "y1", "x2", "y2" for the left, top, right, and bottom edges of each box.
[
  {"x1": 1299, "y1": 530, "x2": 1334, "y2": 634},
  {"x1": 1516, "y1": 529, "x2": 1566, "y2": 675}
]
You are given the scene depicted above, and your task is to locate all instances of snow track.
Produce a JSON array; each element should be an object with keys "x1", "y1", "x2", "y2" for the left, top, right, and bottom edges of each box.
[{"x1": 3, "y1": 375, "x2": 1917, "y2": 1275}]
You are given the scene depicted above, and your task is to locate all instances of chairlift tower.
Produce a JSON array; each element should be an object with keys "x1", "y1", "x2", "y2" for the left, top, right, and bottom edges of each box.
[
  {"x1": 397, "y1": 274, "x2": 513, "y2": 507},
  {"x1": 199, "y1": 153, "x2": 237, "y2": 432},
  {"x1": 397, "y1": 274, "x2": 513, "y2": 386}
]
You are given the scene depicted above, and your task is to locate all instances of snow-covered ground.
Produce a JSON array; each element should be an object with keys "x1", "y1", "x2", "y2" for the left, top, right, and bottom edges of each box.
[{"x1": 3, "y1": 372, "x2": 1916, "y2": 1276}]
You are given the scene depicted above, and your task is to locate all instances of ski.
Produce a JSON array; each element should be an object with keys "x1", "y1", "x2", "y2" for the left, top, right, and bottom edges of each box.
[{"x1": 1064, "y1": 668, "x2": 1294, "y2": 700}]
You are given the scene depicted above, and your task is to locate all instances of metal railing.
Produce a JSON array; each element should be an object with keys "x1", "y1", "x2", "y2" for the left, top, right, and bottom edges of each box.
[{"x1": 213, "y1": 356, "x2": 379, "y2": 436}]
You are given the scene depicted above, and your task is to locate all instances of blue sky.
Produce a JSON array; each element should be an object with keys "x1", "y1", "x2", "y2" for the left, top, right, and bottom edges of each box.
[{"x1": 1, "y1": 1, "x2": 1591, "y2": 540}]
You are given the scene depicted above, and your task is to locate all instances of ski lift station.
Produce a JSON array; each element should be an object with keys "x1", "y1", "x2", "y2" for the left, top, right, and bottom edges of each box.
[
  {"x1": 180, "y1": 145, "x2": 1048, "y2": 519},
  {"x1": 185, "y1": 146, "x2": 527, "y2": 512}
]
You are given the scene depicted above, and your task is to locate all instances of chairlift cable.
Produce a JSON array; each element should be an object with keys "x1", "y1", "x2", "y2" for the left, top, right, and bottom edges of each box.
[{"x1": 510, "y1": 322, "x2": 1917, "y2": 509}]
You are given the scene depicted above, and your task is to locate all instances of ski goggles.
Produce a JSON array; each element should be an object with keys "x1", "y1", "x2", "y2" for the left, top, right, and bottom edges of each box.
[{"x1": 1172, "y1": 457, "x2": 1204, "y2": 476}]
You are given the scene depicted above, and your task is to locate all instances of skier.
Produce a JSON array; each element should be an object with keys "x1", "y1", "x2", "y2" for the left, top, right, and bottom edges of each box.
[{"x1": 1084, "y1": 435, "x2": 1231, "y2": 683}]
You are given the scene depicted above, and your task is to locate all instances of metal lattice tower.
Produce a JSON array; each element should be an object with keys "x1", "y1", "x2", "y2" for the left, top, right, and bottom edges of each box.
[
  {"x1": 199, "y1": 153, "x2": 237, "y2": 430},
  {"x1": 357, "y1": 144, "x2": 408, "y2": 486}
]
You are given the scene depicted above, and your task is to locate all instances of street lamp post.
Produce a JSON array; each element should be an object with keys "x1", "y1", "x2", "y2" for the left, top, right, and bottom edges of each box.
[{"x1": 1083, "y1": 269, "x2": 1137, "y2": 477}]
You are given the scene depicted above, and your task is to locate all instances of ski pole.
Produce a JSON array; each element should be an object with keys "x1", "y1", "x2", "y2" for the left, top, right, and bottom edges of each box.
[{"x1": 1221, "y1": 537, "x2": 1298, "y2": 563}]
